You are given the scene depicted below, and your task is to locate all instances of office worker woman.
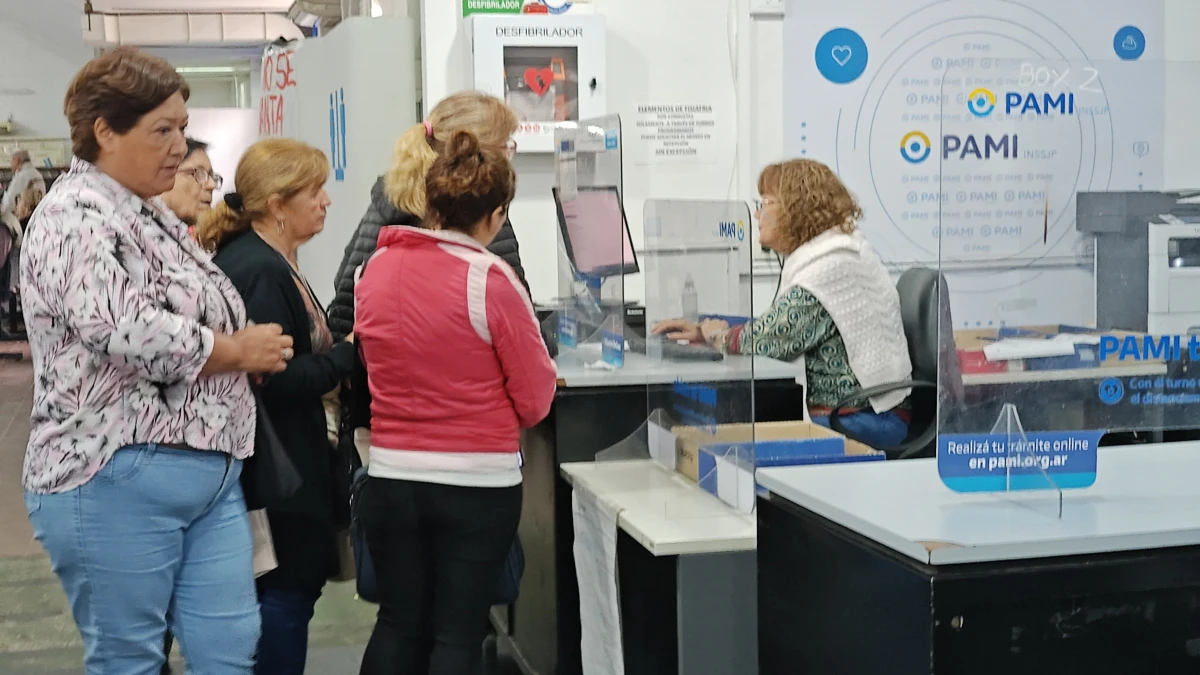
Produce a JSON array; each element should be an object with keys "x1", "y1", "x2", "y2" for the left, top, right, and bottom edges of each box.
[
  {"x1": 654, "y1": 158, "x2": 913, "y2": 448},
  {"x1": 20, "y1": 46, "x2": 292, "y2": 674},
  {"x1": 198, "y1": 138, "x2": 356, "y2": 675}
]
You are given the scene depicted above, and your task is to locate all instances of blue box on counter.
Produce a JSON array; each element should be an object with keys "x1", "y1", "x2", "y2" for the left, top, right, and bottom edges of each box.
[
  {"x1": 995, "y1": 324, "x2": 1100, "y2": 371},
  {"x1": 674, "y1": 421, "x2": 884, "y2": 513}
]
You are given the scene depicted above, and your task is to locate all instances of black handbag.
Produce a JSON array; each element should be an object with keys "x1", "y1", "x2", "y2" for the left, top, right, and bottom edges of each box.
[
  {"x1": 241, "y1": 387, "x2": 303, "y2": 510},
  {"x1": 148, "y1": 211, "x2": 303, "y2": 512},
  {"x1": 493, "y1": 534, "x2": 525, "y2": 606},
  {"x1": 350, "y1": 466, "x2": 379, "y2": 603}
]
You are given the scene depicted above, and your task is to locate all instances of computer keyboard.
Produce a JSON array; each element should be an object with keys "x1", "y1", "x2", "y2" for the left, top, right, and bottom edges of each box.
[
  {"x1": 625, "y1": 332, "x2": 724, "y2": 362},
  {"x1": 662, "y1": 341, "x2": 725, "y2": 362}
]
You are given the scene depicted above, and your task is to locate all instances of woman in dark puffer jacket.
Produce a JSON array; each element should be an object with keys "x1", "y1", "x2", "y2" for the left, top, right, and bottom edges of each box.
[{"x1": 327, "y1": 92, "x2": 542, "y2": 347}]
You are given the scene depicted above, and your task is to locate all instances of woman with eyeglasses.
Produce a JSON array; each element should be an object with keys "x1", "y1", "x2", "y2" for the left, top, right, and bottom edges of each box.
[
  {"x1": 161, "y1": 138, "x2": 222, "y2": 227},
  {"x1": 158, "y1": 139, "x2": 224, "y2": 674}
]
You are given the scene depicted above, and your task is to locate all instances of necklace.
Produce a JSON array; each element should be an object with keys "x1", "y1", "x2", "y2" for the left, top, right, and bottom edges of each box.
[{"x1": 253, "y1": 226, "x2": 300, "y2": 270}]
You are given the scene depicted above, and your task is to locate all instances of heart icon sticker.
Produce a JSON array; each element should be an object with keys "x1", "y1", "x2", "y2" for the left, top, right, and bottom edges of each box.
[
  {"x1": 831, "y1": 45, "x2": 853, "y2": 67},
  {"x1": 523, "y1": 67, "x2": 554, "y2": 96}
]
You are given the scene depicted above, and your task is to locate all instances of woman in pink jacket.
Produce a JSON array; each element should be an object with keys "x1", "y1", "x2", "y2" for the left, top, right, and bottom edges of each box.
[{"x1": 354, "y1": 130, "x2": 557, "y2": 675}]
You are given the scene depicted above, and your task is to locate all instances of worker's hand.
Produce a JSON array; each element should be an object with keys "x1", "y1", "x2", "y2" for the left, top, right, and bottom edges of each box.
[
  {"x1": 699, "y1": 319, "x2": 730, "y2": 345},
  {"x1": 652, "y1": 319, "x2": 703, "y2": 343}
]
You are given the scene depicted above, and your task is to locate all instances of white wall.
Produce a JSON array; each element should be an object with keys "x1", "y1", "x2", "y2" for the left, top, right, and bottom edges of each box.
[
  {"x1": 423, "y1": 0, "x2": 1200, "y2": 317},
  {"x1": 292, "y1": 16, "x2": 419, "y2": 306},
  {"x1": 422, "y1": 0, "x2": 743, "y2": 306},
  {"x1": 185, "y1": 108, "x2": 259, "y2": 201},
  {"x1": 1163, "y1": 0, "x2": 1200, "y2": 190},
  {"x1": 0, "y1": 9, "x2": 92, "y2": 137},
  {"x1": 186, "y1": 77, "x2": 240, "y2": 108}
]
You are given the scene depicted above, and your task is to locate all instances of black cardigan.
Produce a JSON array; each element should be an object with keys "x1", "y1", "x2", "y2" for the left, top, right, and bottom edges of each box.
[{"x1": 214, "y1": 229, "x2": 356, "y2": 524}]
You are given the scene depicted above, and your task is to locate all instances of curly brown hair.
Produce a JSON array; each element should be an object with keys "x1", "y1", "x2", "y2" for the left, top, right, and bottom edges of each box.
[{"x1": 758, "y1": 158, "x2": 861, "y2": 253}]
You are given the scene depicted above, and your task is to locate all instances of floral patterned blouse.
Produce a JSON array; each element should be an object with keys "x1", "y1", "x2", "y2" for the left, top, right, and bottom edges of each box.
[
  {"x1": 723, "y1": 286, "x2": 910, "y2": 415},
  {"x1": 19, "y1": 158, "x2": 256, "y2": 494},
  {"x1": 724, "y1": 286, "x2": 861, "y2": 409}
]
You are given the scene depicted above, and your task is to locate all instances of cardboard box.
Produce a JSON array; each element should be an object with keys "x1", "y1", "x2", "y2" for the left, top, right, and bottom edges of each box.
[{"x1": 673, "y1": 421, "x2": 884, "y2": 513}]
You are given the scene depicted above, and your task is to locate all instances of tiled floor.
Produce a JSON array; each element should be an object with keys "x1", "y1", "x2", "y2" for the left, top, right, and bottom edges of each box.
[{"x1": 0, "y1": 343, "x2": 520, "y2": 674}]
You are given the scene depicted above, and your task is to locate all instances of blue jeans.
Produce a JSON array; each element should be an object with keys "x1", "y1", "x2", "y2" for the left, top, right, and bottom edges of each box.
[
  {"x1": 255, "y1": 586, "x2": 323, "y2": 675},
  {"x1": 25, "y1": 444, "x2": 260, "y2": 675},
  {"x1": 813, "y1": 409, "x2": 909, "y2": 448}
]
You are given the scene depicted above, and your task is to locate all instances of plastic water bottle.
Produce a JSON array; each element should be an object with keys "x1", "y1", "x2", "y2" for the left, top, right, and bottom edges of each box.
[{"x1": 681, "y1": 274, "x2": 699, "y2": 323}]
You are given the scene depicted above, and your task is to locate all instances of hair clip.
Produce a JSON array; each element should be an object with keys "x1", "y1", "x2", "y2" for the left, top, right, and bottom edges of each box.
[
  {"x1": 423, "y1": 120, "x2": 433, "y2": 138},
  {"x1": 223, "y1": 192, "x2": 244, "y2": 211},
  {"x1": 478, "y1": 152, "x2": 485, "y2": 164}
]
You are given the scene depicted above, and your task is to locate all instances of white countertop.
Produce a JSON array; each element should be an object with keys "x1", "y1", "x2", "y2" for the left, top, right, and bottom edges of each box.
[
  {"x1": 555, "y1": 345, "x2": 802, "y2": 388},
  {"x1": 757, "y1": 442, "x2": 1200, "y2": 566},
  {"x1": 561, "y1": 460, "x2": 757, "y2": 557},
  {"x1": 961, "y1": 363, "x2": 1167, "y2": 386}
]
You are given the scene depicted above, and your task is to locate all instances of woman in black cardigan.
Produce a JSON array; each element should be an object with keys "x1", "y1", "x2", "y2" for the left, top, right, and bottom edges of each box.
[{"x1": 196, "y1": 138, "x2": 354, "y2": 675}]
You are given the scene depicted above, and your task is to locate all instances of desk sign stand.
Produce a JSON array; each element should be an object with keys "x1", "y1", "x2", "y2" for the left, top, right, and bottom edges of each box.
[{"x1": 938, "y1": 404, "x2": 1104, "y2": 518}]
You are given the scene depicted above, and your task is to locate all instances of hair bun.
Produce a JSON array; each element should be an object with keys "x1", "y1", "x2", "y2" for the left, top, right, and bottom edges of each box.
[{"x1": 445, "y1": 130, "x2": 482, "y2": 165}]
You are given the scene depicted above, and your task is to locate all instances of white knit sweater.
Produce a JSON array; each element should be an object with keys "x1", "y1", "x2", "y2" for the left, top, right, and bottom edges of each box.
[{"x1": 780, "y1": 229, "x2": 913, "y2": 413}]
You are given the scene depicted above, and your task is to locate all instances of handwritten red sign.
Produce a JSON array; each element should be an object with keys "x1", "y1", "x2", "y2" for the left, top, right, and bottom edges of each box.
[{"x1": 259, "y1": 47, "x2": 297, "y2": 137}]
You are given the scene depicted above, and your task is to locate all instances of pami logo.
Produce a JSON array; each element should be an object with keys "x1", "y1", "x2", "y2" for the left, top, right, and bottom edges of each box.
[
  {"x1": 966, "y1": 88, "x2": 995, "y2": 117},
  {"x1": 965, "y1": 87, "x2": 1076, "y2": 117},
  {"x1": 718, "y1": 220, "x2": 746, "y2": 241},
  {"x1": 900, "y1": 130, "x2": 932, "y2": 164},
  {"x1": 942, "y1": 134, "x2": 1018, "y2": 160}
]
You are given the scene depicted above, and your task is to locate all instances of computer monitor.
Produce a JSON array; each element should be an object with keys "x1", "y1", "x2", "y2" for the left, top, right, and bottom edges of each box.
[{"x1": 552, "y1": 185, "x2": 639, "y2": 278}]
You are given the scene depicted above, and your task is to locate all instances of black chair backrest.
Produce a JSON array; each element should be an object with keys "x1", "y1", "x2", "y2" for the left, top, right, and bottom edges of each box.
[
  {"x1": 831, "y1": 266, "x2": 958, "y2": 458},
  {"x1": 896, "y1": 267, "x2": 941, "y2": 382}
]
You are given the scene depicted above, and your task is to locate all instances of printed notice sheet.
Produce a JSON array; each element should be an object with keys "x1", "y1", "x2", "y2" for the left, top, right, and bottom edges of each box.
[{"x1": 572, "y1": 483, "x2": 626, "y2": 675}]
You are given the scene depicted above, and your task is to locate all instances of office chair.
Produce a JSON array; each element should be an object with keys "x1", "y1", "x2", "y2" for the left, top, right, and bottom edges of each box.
[{"x1": 829, "y1": 267, "x2": 953, "y2": 460}]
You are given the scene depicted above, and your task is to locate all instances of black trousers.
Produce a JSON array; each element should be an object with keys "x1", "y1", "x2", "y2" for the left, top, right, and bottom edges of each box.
[{"x1": 359, "y1": 476, "x2": 522, "y2": 675}]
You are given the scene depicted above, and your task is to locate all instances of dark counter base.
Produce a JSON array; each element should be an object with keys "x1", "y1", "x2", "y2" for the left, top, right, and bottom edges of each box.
[
  {"x1": 505, "y1": 378, "x2": 801, "y2": 675},
  {"x1": 757, "y1": 493, "x2": 1200, "y2": 675}
]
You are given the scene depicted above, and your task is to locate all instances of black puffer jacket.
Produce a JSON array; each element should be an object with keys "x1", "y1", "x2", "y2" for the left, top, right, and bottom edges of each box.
[{"x1": 327, "y1": 176, "x2": 530, "y2": 342}]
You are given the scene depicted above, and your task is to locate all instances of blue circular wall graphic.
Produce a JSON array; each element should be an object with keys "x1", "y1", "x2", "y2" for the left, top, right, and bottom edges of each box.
[
  {"x1": 815, "y1": 28, "x2": 868, "y2": 84},
  {"x1": 1098, "y1": 377, "x2": 1125, "y2": 406},
  {"x1": 1114, "y1": 25, "x2": 1146, "y2": 60}
]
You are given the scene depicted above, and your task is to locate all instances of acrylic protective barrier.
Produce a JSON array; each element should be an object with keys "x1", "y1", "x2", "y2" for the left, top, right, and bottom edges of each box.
[
  {"x1": 549, "y1": 115, "x2": 626, "y2": 366},
  {"x1": 934, "y1": 58, "x2": 1197, "y2": 507},
  {"x1": 636, "y1": 199, "x2": 766, "y2": 514}
]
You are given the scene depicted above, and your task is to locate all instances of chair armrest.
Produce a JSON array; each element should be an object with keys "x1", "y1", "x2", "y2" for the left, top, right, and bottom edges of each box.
[{"x1": 829, "y1": 381, "x2": 938, "y2": 459}]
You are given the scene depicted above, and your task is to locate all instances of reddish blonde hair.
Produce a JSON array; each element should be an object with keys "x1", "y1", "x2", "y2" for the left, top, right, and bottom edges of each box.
[{"x1": 758, "y1": 159, "x2": 861, "y2": 252}]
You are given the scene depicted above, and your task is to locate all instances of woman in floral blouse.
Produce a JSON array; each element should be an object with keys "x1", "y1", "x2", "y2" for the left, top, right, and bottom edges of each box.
[{"x1": 20, "y1": 47, "x2": 294, "y2": 674}]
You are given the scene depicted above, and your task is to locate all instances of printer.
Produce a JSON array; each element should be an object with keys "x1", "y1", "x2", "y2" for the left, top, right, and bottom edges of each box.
[
  {"x1": 1148, "y1": 213, "x2": 1200, "y2": 334},
  {"x1": 1077, "y1": 190, "x2": 1200, "y2": 334}
]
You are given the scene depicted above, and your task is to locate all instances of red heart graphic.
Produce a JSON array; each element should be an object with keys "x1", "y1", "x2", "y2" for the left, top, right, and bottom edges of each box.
[{"x1": 523, "y1": 67, "x2": 554, "y2": 96}]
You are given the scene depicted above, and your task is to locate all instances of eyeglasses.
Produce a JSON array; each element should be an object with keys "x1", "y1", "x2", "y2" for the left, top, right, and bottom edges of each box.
[
  {"x1": 754, "y1": 197, "x2": 778, "y2": 212},
  {"x1": 179, "y1": 167, "x2": 224, "y2": 190}
]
